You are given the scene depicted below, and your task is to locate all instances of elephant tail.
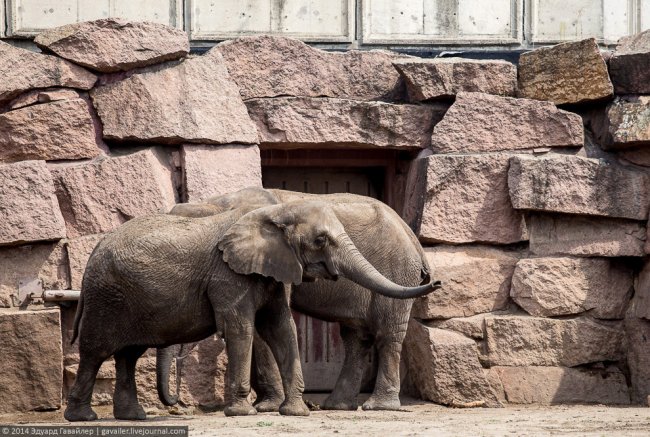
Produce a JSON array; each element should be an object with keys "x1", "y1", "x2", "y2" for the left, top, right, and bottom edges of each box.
[
  {"x1": 400, "y1": 213, "x2": 431, "y2": 285},
  {"x1": 156, "y1": 347, "x2": 179, "y2": 406},
  {"x1": 70, "y1": 291, "x2": 84, "y2": 345},
  {"x1": 394, "y1": 207, "x2": 431, "y2": 286},
  {"x1": 419, "y1": 245, "x2": 431, "y2": 285}
]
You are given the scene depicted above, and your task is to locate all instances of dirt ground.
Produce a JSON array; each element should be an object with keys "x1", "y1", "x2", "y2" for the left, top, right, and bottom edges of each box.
[{"x1": 2, "y1": 395, "x2": 650, "y2": 437}]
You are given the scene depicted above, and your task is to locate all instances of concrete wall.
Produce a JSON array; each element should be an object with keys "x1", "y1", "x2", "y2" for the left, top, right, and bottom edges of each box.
[{"x1": 1, "y1": 0, "x2": 649, "y2": 48}]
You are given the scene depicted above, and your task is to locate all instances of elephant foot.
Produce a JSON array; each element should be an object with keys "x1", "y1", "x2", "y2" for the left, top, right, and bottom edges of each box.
[
  {"x1": 64, "y1": 404, "x2": 98, "y2": 422},
  {"x1": 224, "y1": 400, "x2": 257, "y2": 417},
  {"x1": 322, "y1": 395, "x2": 358, "y2": 411},
  {"x1": 113, "y1": 403, "x2": 147, "y2": 420},
  {"x1": 279, "y1": 398, "x2": 310, "y2": 416},
  {"x1": 254, "y1": 396, "x2": 283, "y2": 413},
  {"x1": 362, "y1": 396, "x2": 401, "y2": 411}
]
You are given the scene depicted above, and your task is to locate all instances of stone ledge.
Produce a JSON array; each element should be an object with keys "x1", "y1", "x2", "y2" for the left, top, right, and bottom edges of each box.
[
  {"x1": 246, "y1": 97, "x2": 442, "y2": 150},
  {"x1": 508, "y1": 155, "x2": 650, "y2": 221},
  {"x1": 485, "y1": 315, "x2": 625, "y2": 367},
  {"x1": 487, "y1": 366, "x2": 630, "y2": 405}
]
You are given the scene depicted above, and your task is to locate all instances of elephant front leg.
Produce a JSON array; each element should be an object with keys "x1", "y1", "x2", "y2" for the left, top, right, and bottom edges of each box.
[
  {"x1": 362, "y1": 333, "x2": 404, "y2": 411},
  {"x1": 113, "y1": 346, "x2": 147, "y2": 420},
  {"x1": 323, "y1": 326, "x2": 372, "y2": 411},
  {"x1": 223, "y1": 316, "x2": 257, "y2": 417},
  {"x1": 251, "y1": 330, "x2": 285, "y2": 412},
  {"x1": 256, "y1": 296, "x2": 309, "y2": 416}
]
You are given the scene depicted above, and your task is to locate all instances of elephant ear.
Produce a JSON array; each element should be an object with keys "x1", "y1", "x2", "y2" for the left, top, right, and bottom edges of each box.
[{"x1": 217, "y1": 205, "x2": 303, "y2": 285}]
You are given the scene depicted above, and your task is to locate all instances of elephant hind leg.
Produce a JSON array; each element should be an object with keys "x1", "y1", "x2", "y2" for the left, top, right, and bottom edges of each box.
[
  {"x1": 322, "y1": 326, "x2": 372, "y2": 411},
  {"x1": 64, "y1": 350, "x2": 110, "y2": 421},
  {"x1": 362, "y1": 330, "x2": 406, "y2": 411},
  {"x1": 113, "y1": 346, "x2": 148, "y2": 420}
]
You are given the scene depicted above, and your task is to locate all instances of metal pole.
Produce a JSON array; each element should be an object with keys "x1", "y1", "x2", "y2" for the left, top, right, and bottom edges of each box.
[{"x1": 42, "y1": 290, "x2": 80, "y2": 302}]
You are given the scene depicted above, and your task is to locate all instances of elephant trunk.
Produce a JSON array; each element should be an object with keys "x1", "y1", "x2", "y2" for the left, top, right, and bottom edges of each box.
[
  {"x1": 333, "y1": 234, "x2": 441, "y2": 299},
  {"x1": 156, "y1": 347, "x2": 179, "y2": 406}
]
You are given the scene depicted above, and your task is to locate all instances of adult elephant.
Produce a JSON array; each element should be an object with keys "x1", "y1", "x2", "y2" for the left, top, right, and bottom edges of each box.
[
  {"x1": 64, "y1": 201, "x2": 439, "y2": 422},
  {"x1": 164, "y1": 188, "x2": 432, "y2": 411}
]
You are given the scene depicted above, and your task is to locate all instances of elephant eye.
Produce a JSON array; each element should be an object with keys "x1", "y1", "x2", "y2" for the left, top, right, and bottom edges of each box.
[{"x1": 314, "y1": 235, "x2": 327, "y2": 248}]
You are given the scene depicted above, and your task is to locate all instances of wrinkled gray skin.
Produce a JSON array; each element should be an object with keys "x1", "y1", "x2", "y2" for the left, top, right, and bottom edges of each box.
[
  {"x1": 164, "y1": 188, "x2": 434, "y2": 411},
  {"x1": 64, "y1": 200, "x2": 439, "y2": 422}
]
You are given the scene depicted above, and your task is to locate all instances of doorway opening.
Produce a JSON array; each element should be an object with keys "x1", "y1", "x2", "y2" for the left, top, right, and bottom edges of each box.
[{"x1": 261, "y1": 148, "x2": 414, "y2": 392}]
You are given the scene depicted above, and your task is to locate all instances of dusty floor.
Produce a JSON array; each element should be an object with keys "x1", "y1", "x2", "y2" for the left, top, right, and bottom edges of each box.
[{"x1": 2, "y1": 395, "x2": 650, "y2": 437}]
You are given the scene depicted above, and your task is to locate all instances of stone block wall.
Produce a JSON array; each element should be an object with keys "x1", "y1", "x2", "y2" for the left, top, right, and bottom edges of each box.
[
  {"x1": 0, "y1": 20, "x2": 260, "y2": 414},
  {"x1": 1, "y1": 19, "x2": 650, "y2": 413},
  {"x1": 403, "y1": 36, "x2": 650, "y2": 407}
]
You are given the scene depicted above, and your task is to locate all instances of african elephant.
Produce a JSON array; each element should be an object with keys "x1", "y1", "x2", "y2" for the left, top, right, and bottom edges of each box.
[
  {"x1": 163, "y1": 188, "x2": 433, "y2": 411},
  {"x1": 64, "y1": 201, "x2": 439, "y2": 421}
]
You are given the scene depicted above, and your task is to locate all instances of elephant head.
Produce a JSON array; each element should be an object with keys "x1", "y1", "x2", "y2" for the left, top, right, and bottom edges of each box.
[{"x1": 218, "y1": 201, "x2": 441, "y2": 299}]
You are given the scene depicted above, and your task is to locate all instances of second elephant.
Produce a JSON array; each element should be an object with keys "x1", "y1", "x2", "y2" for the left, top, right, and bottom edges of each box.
[{"x1": 164, "y1": 188, "x2": 434, "y2": 411}]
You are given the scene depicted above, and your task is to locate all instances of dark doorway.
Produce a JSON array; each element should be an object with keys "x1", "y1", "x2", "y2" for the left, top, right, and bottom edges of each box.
[{"x1": 261, "y1": 149, "x2": 408, "y2": 392}]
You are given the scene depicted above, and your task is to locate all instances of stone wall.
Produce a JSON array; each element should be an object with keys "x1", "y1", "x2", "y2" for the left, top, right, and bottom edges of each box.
[
  {"x1": 1, "y1": 19, "x2": 649, "y2": 413},
  {"x1": 402, "y1": 34, "x2": 650, "y2": 407}
]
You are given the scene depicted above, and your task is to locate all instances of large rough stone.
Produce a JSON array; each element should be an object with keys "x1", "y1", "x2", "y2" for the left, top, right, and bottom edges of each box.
[
  {"x1": 485, "y1": 316, "x2": 625, "y2": 367},
  {"x1": 609, "y1": 29, "x2": 650, "y2": 94},
  {"x1": 511, "y1": 257, "x2": 633, "y2": 319},
  {"x1": 392, "y1": 58, "x2": 517, "y2": 101},
  {"x1": 625, "y1": 317, "x2": 650, "y2": 404},
  {"x1": 404, "y1": 320, "x2": 500, "y2": 407},
  {"x1": 404, "y1": 154, "x2": 527, "y2": 244},
  {"x1": 162, "y1": 338, "x2": 227, "y2": 409},
  {"x1": 597, "y1": 96, "x2": 650, "y2": 149},
  {"x1": 0, "y1": 160, "x2": 67, "y2": 245},
  {"x1": 528, "y1": 213, "x2": 646, "y2": 257},
  {"x1": 431, "y1": 92, "x2": 583, "y2": 153},
  {"x1": 0, "y1": 309, "x2": 63, "y2": 413},
  {"x1": 518, "y1": 38, "x2": 613, "y2": 105},
  {"x1": 0, "y1": 243, "x2": 69, "y2": 308},
  {"x1": 412, "y1": 246, "x2": 519, "y2": 319},
  {"x1": 0, "y1": 41, "x2": 96, "y2": 104},
  {"x1": 34, "y1": 18, "x2": 189, "y2": 73},
  {"x1": 91, "y1": 53, "x2": 257, "y2": 145},
  {"x1": 246, "y1": 97, "x2": 439, "y2": 150},
  {"x1": 508, "y1": 155, "x2": 650, "y2": 220},
  {"x1": 182, "y1": 145, "x2": 262, "y2": 203},
  {"x1": 213, "y1": 35, "x2": 408, "y2": 101},
  {"x1": 487, "y1": 366, "x2": 630, "y2": 405},
  {"x1": 0, "y1": 98, "x2": 103, "y2": 163},
  {"x1": 66, "y1": 234, "x2": 105, "y2": 290},
  {"x1": 52, "y1": 149, "x2": 176, "y2": 238}
]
